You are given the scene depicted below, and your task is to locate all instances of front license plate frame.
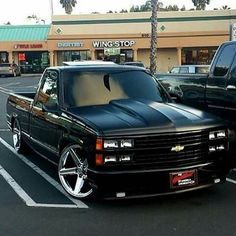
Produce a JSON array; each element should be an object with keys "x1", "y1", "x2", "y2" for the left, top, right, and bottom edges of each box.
[{"x1": 170, "y1": 170, "x2": 198, "y2": 189}]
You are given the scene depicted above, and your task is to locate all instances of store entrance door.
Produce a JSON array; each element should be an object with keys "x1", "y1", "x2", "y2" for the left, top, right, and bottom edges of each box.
[{"x1": 18, "y1": 51, "x2": 49, "y2": 74}]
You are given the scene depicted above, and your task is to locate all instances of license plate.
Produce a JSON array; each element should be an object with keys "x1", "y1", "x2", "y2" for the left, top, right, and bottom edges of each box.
[{"x1": 170, "y1": 170, "x2": 198, "y2": 189}]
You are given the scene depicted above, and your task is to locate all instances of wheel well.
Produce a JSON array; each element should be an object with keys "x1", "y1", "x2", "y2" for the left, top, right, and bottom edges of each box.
[
  {"x1": 10, "y1": 116, "x2": 16, "y2": 131},
  {"x1": 59, "y1": 140, "x2": 71, "y2": 155}
]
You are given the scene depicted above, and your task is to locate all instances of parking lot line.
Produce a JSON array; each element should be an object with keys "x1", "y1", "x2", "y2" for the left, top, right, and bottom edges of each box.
[
  {"x1": 0, "y1": 164, "x2": 36, "y2": 206},
  {"x1": 0, "y1": 87, "x2": 12, "y2": 94},
  {"x1": 0, "y1": 164, "x2": 81, "y2": 209},
  {"x1": 0, "y1": 137, "x2": 89, "y2": 209}
]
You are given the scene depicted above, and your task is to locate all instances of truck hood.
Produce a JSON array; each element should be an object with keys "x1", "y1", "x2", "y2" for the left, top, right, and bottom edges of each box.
[{"x1": 67, "y1": 99, "x2": 223, "y2": 136}]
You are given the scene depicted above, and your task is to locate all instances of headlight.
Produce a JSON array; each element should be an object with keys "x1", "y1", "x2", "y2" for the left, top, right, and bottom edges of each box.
[
  {"x1": 209, "y1": 130, "x2": 226, "y2": 140},
  {"x1": 103, "y1": 139, "x2": 134, "y2": 149},
  {"x1": 104, "y1": 140, "x2": 119, "y2": 149}
]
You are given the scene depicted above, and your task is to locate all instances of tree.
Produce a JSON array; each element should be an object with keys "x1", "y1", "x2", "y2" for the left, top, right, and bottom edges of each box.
[
  {"x1": 164, "y1": 5, "x2": 179, "y2": 11},
  {"x1": 120, "y1": 9, "x2": 128, "y2": 13},
  {"x1": 27, "y1": 14, "x2": 45, "y2": 24},
  {"x1": 192, "y1": 0, "x2": 210, "y2": 10},
  {"x1": 221, "y1": 5, "x2": 231, "y2": 10},
  {"x1": 60, "y1": 0, "x2": 77, "y2": 14},
  {"x1": 130, "y1": 0, "x2": 163, "y2": 12},
  {"x1": 150, "y1": 0, "x2": 158, "y2": 74}
]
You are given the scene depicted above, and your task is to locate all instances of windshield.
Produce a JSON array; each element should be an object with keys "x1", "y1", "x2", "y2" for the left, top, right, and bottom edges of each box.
[{"x1": 63, "y1": 70, "x2": 168, "y2": 108}]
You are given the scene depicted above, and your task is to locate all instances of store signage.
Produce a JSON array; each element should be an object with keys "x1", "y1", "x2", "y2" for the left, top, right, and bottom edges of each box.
[
  {"x1": 93, "y1": 40, "x2": 135, "y2": 48},
  {"x1": 14, "y1": 44, "x2": 43, "y2": 49},
  {"x1": 231, "y1": 23, "x2": 236, "y2": 41},
  {"x1": 57, "y1": 42, "x2": 84, "y2": 48},
  {"x1": 18, "y1": 53, "x2": 26, "y2": 61}
]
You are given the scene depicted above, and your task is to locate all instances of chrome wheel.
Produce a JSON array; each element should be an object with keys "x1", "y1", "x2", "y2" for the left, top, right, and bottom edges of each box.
[
  {"x1": 58, "y1": 144, "x2": 93, "y2": 198},
  {"x1": 13, "y1": 119, "x2": 22, "y2": 152}
]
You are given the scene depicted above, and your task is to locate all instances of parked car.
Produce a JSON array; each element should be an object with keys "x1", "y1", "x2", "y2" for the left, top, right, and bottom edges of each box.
[
  {"x1": 0, "y1": 63, "x2": 21, "y2": 77},
  {"x1": 6, "y1": 63, "x2": 233, "y2": 199},
  {"x1": 169, "y1": 65, "x2": 210, "y2": 74}
]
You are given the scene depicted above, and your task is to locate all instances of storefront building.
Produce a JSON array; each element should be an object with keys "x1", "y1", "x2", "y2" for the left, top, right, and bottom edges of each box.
[
  {"x1": 47, "y1": 10, "x2": 236, "y2": 72},
  {"x1": 0, "y1": 25, "x2": 50, "y2": 73},
  {"x1": 1, "y1": 10, "x2": 236, "y2": 73}
]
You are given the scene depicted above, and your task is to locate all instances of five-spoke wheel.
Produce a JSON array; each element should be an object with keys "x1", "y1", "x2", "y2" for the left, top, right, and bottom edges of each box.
[
  {"x1": 58, "y1": 144, "x2": 93, "y2": 198},
  {"x1": 12, "y1": 119, "x2": 28, "y2": 153}
]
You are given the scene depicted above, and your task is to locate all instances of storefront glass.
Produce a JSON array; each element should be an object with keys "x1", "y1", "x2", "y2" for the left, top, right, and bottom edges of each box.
[
  {"x1": 0, "y1": 52, "x2": 9, "y2": 63},
  {"x1": 182, "y1": 47, "x2": 217, "y2": 65},
  {"x1": 18, "y1": 51, "x2": 49, "y2": 73},
  {"x1": 57, "y1": 50, "x2": 91, "y2": 65},
  {"x1": 96, "y1": 49, "x2": 134, "y2": 63}
]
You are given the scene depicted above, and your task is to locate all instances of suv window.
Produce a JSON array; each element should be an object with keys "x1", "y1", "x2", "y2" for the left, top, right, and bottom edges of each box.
[{"x1": 213, "y1": 44, "x2": 236, "y2": 77}]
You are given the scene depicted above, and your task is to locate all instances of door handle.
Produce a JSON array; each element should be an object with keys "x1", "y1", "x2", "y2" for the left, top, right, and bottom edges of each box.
[{"x1": 226, "y1": 85, "x2": 236, "y2": 90}]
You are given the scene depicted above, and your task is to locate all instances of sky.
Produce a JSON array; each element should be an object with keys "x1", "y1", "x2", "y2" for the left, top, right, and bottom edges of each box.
[{"x1": 0, "y1": 0, "x2": 236, "y2": 25}]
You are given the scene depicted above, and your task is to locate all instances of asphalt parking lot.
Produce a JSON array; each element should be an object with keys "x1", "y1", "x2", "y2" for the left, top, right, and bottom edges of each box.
[{"x1": 1, "y1": 74, "x2": 236, "y2": 236}]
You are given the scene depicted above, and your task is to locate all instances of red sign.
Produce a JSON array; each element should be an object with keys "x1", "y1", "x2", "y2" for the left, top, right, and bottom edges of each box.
[
  {"x1": 14, "y1": 44, "x2": 43, "y2": 49},
  {"x1": 18, "y1": 53, "x2": 26, "y2": 61}
]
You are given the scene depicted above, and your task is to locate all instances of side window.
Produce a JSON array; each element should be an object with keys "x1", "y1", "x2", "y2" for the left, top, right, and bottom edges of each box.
[
  {"x1": 170, "y1": 67, "x2": 179, "y2": 73},
  {"x1": 213, "y1": 44, "x2": 236, "y2": 77},
  {"x1": 179, "y1": 67, "x2": 189, "y2": 74},
  {"x1": 35, "y1": 70, "x2": 58, "y2": 109}
]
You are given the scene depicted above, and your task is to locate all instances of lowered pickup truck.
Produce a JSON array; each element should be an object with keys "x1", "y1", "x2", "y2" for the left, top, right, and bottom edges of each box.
[
  {"x1": 6, "y1": 63, "x2": 233, "y2": 199},
  {"x1": 157, "y1": 41, "x2": 236, "y2": 127}
]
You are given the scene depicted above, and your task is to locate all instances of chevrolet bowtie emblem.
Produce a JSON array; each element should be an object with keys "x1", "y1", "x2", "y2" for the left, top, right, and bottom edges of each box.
[{"x1": 171, "y1": 145, "x2": 185, "y2": 152}]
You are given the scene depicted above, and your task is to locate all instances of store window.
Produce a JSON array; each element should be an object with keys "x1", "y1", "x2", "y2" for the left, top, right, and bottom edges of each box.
[
  {"x1": 18, "y1": 51, "x2": 49, "y2": 74},
  {"x1": 0, "y1": 52, "x2": 9, "y2": 63},
  {"x1": 96, "y1": 49, "x2": 134, "y2": 63},
  {"x1": 182, "y1": 47, "x2": 217, "y2": 65},
  {"x1": 57, "y1": 50, "x2": 91, "y2": 65}
]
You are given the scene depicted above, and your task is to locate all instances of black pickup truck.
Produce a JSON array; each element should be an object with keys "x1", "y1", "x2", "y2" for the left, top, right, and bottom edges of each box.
[
  {"x1": 6, "y1": 63, "x2": 233, "y2": 199},
  {"x1": 157, "y1": 41, "x2": 236, "y2": 127}
]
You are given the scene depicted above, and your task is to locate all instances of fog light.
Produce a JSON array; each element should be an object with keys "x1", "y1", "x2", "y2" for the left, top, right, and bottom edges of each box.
[
  {"x1": 116, "y1": 192, "x2": 126, "y2": 198},
  {"x1": 104, "y1": 156, "x2": 117, "y2": 163}
]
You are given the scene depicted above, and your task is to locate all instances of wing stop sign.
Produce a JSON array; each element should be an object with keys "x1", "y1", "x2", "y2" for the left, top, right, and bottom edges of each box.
[
  {"x1": 104, "y1": 48, "x2": 121, "y2": 56},
  {"x1": 231, "y1": 23, "x2": 236, "y2": 41}
]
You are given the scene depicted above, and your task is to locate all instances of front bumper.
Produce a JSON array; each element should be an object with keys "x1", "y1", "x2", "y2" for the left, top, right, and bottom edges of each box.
[{"x1": 87, "y1": 161, "x2": 232, "y2": 199}]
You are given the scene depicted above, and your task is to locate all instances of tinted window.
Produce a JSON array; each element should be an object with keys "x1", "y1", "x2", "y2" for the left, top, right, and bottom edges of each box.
[
  {"x1": 63, "y1": 70, "x2": 166, "y2": 107},
  {"x1": 196, "y1": 66, "x2": 209, "y2": 74},
  {"x1": 213, "y1": 44, "x2": 236, "y2": 76}
]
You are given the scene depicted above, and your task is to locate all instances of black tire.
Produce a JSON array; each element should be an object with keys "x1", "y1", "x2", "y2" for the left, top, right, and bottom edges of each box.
[
  {"x1": 58, "y1": 144, "x2": 93, "y2": 199},
  {"x1": 12, "y1": 119, "x2": 29, "y2": 154}
]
